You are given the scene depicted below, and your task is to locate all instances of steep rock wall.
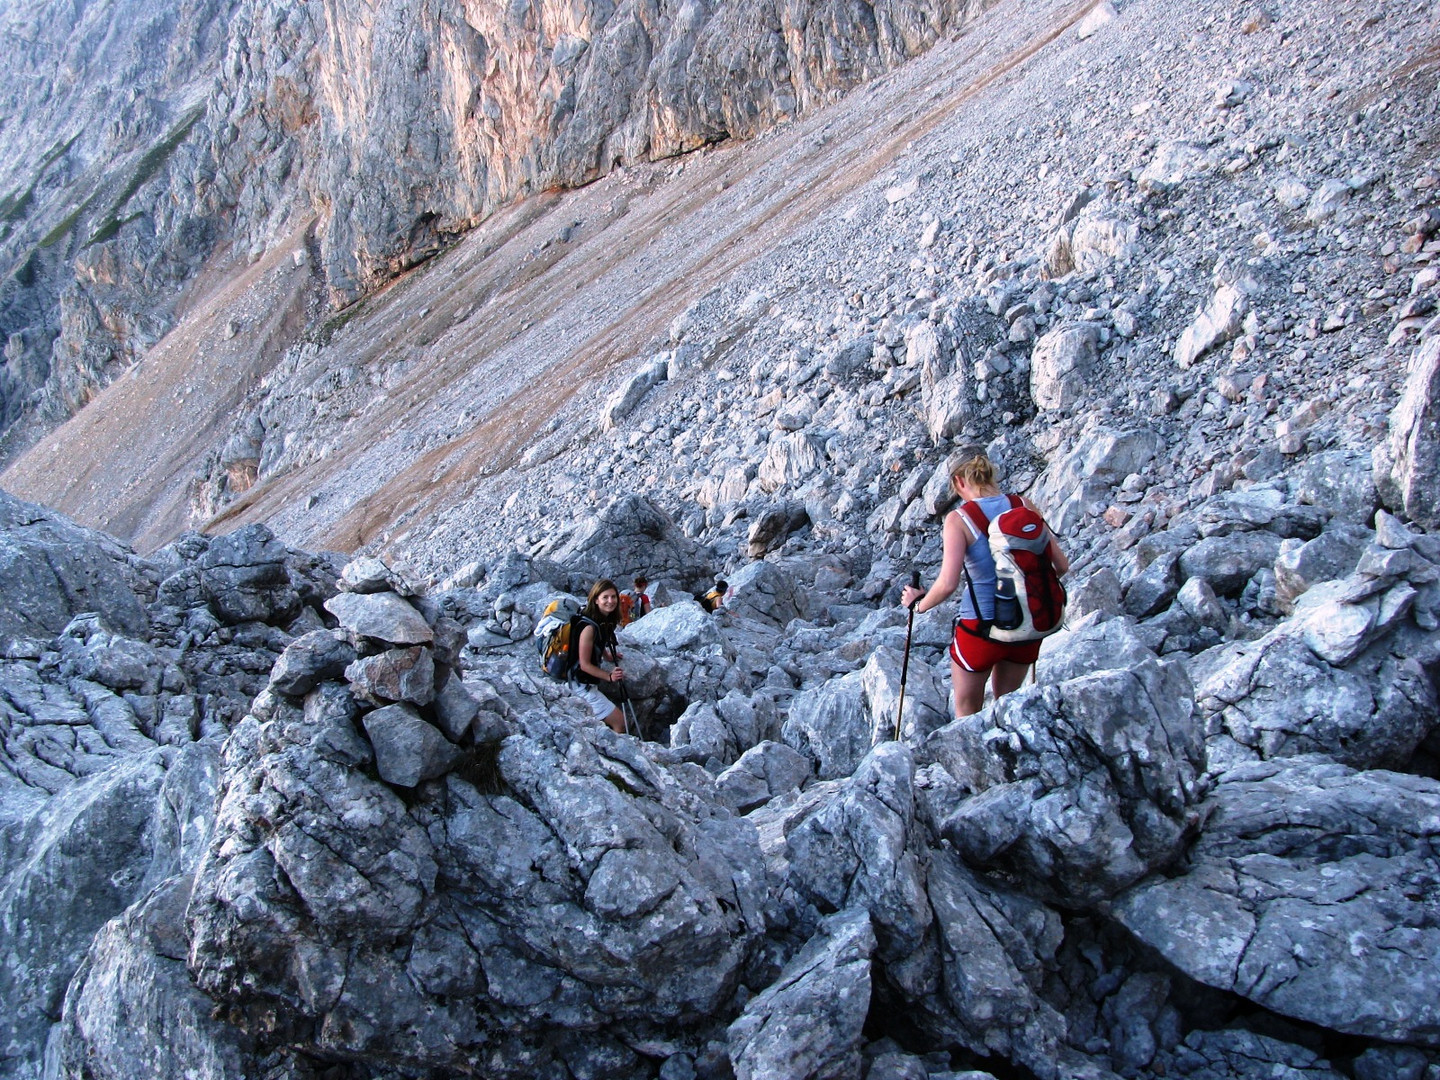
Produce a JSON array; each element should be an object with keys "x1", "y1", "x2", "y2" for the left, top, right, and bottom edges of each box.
[{"x1": 0, "y1": 0, "x2": 988, "y2": 463}]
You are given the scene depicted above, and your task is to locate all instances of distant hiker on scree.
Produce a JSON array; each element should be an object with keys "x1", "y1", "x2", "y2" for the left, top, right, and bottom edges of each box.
[
  {"x1": 619, "y1": 575, "x2": 651, "y2": 626},
  {"x1": 574, "y1": 579, "x2": 627, "y2": 733},
  {"x1": 901, "y1": 453, "x2": 1070, "y2": 719}
]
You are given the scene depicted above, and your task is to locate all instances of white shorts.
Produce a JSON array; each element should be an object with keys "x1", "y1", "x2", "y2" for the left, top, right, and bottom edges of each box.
[{"x1": 573, "y1": 681, "x2": 616, "y2": 719}]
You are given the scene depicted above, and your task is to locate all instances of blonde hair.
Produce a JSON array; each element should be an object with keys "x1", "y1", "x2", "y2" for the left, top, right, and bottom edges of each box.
[{"x1": 950, "y1": 453, "x2": 996, "y2": 491}]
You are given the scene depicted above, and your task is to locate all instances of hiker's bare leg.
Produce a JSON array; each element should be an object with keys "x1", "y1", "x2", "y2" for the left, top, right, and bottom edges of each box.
[
  {"x1": 604, "y1": 706, "x2": 625, "y2": 734},
  {"x1": 951, "y1": 659, "x2": 988, "y2": 719},
  {"x1": 990, "y1": 660, "x2": 1030, "y2": 702}
]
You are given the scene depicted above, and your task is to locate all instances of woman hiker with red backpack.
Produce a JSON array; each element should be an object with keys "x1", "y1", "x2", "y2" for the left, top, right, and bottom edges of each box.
[{"x1": 901, "y1": 452, "x2": 1070, "y2": 719}]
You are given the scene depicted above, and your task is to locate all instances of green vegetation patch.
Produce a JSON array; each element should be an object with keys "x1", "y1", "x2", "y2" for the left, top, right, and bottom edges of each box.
[
  {"x1": 38, "y1": 193, "x2": 96, "y2": 249},
  {"x1": 0, "y1": 133, "x2": 81, "y2": 223},
  {"x1": 106, "y1": 107, "x2": 203, "y2": 221},
  {"x1": 84, "y1": 211, "x2": 145, "y2": 249}
]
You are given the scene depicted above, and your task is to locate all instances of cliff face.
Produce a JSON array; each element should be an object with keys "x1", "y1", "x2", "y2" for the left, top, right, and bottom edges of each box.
[{"x1": 0, "y1": 0, "x2": 986, "y2": 464}]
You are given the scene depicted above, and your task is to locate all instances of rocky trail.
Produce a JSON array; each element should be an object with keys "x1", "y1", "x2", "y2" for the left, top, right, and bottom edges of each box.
[{"x1": 0, "y1": 0, "x2": 1439, "y2": 1075}]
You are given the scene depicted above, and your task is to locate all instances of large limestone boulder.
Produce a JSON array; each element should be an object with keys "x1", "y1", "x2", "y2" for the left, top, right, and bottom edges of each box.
[
  {"x1": 782, "y1": 670, "x2": 869, "y2": 780},
  {"x1": 1173, "y1": 284, "x2": 1247, "y2": 368},
  {"x1": 46, "y1": 874, "x2": 259, "y2": 1080},
  {"x1": 1036, "y1": 613, "x2": 1157, "y2": 685},
  {"x1": 912, "y1": 319, "x2": 969, "y2": 443},
  {"x1": 198, "y1": 523, "x2": 302, "y2": 626},
  {"x1": 537, "y1": 494, "x2": 715, "y2": 594},
  {"x1": 1196, "y1": 586, "x2": 1439, "y2": 770},
  {"x1": 0, "y1": 752, "x2": 170, "y2": 1079},
  {"x1": 758, "y1": 431, "x2": 827, "y2": 493},
  {"x1": 1029, "y1": 322, "x2": 1100, "y2": 412},
  {"x1": 715, "y1": 740, "x2": 812, "y2": 814},
  {"x1": 922, "y1": 658, "x2": 1207, "y2": 906},
  {"x1": 911, "y1": 850, "x2": 1067, "y2": 1079},
  {"x1": 727, "y1": 909, "x2": 875, "y2": 1080},
  {"x1": 725, "y1": 558, "x2": 810, "y2": 628},
  {"x1": 362, "y1": 702, "x2": 458, "y2": 785},
  {"x1": 1029, "y1": 424, "x2": 1163, "y2": 535},
  {"x1": 324, "y1": 589, "x2": 434, "y2": 644},
  {"x1": 188, "y1": 698, "x2": 767, "y2": 1076},
  {"x1": 1290, "y1": 448, "x2": 1378, "y2": 526},
  {"x1": 269, "y1": 629, "x2": 357, "y2": 697},
  {"x1": 1115, "y1": 758, "x2": 1440, "y2": 1045},
  {"x1": 0, "y1": 490, "x2": 150, "y2": 646},
  {"x1": 1178, "y1": 531, "x2": 1283, "y2": 596},
  {"x1": 776, "y1": 745, "x2": 931, "y2": 981}
]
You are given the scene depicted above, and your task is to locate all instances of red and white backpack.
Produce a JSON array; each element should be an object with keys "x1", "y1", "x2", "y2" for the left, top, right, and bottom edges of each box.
[{"x1": 959, "y1": 495, "x2": 1067, "y2": 643}]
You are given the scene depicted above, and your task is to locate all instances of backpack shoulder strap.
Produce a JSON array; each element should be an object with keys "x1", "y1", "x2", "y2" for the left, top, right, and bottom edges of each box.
[
  {"x1": 959, "y1": 500, "x2": 990, "y2": 540},
  {"x1": 1004, "y1": 493, "x2": 1022, "y2": 512}
]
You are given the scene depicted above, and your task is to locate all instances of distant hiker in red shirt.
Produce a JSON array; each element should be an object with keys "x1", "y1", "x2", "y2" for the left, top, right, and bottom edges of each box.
[{"x1": 619, "y1": 575, "x2": 651, "y2": 626}]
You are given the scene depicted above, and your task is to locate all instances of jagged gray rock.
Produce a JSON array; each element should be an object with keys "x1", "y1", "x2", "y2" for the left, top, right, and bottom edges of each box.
[
  {"x1": 715, "y1": 740, "x2": 811, "y2": 814},
  {"x1": 923, "y1": 658, "x2": 1206, "y2": 906},
  {"x1": 197, "y1": 524, "x2": 303, "y2": 626},
  {"x1": 1196, "y1": 614, "x2": 1438, "y2": 771},
  {"x1": 538, "y1": 495, "x2": 715, "y2": 594},
  {"x1": 362, "y1": 701, "x2": 457, "y2": 785},
  {"x1": 188, "y1": 699, "x2": 766, "y2": 1076},
  {"x1": 346, "y1": 646, "x2": 437, "y2": 706},
  {"x1": 323, "y1": 589, "x2": 434, "y2": 644},
  {"x1": 268, "y1": 628, "x2": 356, "y2": 697},
  {"x1": 1115, "y1": 758, "x2": 1440, "y2": 1046},
  {"x1": 727, "y1": 908, "x2": 875, "y2": 1080},
  {"x1": 0, "y1": 491, "x2": 150, "y2": 647},
  {"x1": 911, "y1": 849, "x2": 1066, "y2": 1079},
  {"x1": 1030, "y1": 322, "x2": 1100, "y2": 412},
  {"x1": 47, "y1": 873, "x2": 258, "y2": 1080},
  {"x1": 0, "y1": 752, "x2": 169, "y2": 1080},
  {"x1": 1381, "y1": 334, "x2": 1440, "y2": 528}
]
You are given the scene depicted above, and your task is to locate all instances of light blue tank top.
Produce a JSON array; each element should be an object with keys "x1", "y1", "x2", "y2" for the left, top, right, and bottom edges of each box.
[{"x1": 953, "y1": 494, "x2": 1013, "y2": 620}]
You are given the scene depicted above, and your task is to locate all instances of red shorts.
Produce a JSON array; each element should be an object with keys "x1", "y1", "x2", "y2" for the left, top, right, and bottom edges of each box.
[{"x1": 949, "y1": 620, "x2": 1042, "y2": 672}]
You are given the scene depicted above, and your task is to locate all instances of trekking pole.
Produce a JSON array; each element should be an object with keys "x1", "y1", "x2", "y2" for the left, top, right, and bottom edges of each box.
[
  {"x1": 618, "y1": 681, "x2": 636, "y2": 738},
  {"x1": 894, "y1": 571, "x2": 922, "y2": 742}
]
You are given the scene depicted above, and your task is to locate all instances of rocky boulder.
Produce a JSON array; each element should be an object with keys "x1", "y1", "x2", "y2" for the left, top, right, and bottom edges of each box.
[
  {"x1": 188, "y1": 703, "x2": 767, "y2": 1076},
  {"x1": 776, "y1": 745, "x2": 931, "y2": 982},
  {"x1": 1196, "y1": 576, "x2": 1439, "y2": 770},
  {"x1": 1379, "y1": 332, "x2": 1440, "y2": 528},
  {"x1": 727, "y1": 909, "x2": 875, "y2": 1080},
  {"x1": 1029, "y1": 322, "x2": 1100, "y2": 412},
  {"x1": 324, "y1": 589, "x2": 434, "y2": 644},
  {"x1": 198, "y1": 524, "x2": 302, "y2": 627},
  {"x1": 910, "y1": 850, "x2": 1067, "y2": 1079},
  {"x1": 0, "y1": 490, "x2": 150, "y2": 647},
  {"x1": 715, "y1": 740, "x2": 812, "y2": 814},
  {"x1": 725, "y1": 559, "x2": 810, "y2": 628},
  {"x1": 1030, "y1": 425, "x2": 1163, "y2": 536},
  {"x1": 538, "y1": 494, "x2": 716, "y2": 594},
  {"x1": 923, "y1": 658, "x2": 1207, "y2": 906},
  {"x1": 0, "y1": 751, "x2": 171, "y2": 1079},
  {"x1": 1115, "y1": 758, "x2": 1440, "y2": 1046},
  {"x1": 47, "y1": 873, "x2": 258, "y2": 1080}
]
